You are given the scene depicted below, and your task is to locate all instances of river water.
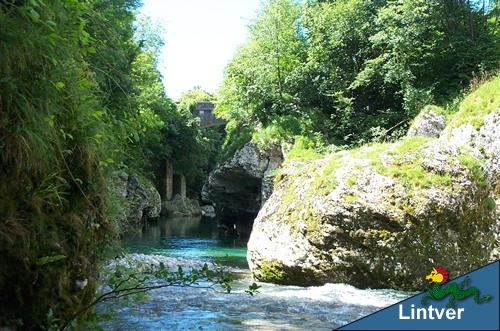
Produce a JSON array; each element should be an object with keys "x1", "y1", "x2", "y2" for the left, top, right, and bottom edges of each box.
[{"x1": 98, "y1": 217, "x2": 413, "y2": 330}]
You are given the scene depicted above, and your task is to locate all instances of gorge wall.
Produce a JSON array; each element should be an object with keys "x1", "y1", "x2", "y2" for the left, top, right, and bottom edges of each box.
[{"x1": 201, "y1": 142, "x2": 283, "y2": 236}]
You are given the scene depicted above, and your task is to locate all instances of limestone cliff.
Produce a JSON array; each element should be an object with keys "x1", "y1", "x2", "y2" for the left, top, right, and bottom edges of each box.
[
  {"x1": 201, "y1": 142, "x2": 283, "y2": 233},
  {"x1": 109, "y1": 171, "x2": 161, "y2": 231},
  {"x1": 247, "y1": 77, "x2": 500, "y2": 290}
]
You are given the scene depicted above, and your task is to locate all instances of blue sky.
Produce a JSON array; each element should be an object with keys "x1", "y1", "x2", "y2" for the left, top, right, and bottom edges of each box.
[{"x1": 139, "y1": 0, "x2": 262, "y2": 100}]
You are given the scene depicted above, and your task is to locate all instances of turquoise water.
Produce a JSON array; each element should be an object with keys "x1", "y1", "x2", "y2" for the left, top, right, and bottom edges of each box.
[
  {"x1": 122, "y1": 217, "x2": 249, "y2": 268},
  {"x1": 98, "y1": 216, "x2": 412, "y2": 330}
]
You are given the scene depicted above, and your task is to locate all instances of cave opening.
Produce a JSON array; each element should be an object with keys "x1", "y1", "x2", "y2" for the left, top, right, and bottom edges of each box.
[{"x1": 213, "y1": 173, "x2": 262, "y2": 238}]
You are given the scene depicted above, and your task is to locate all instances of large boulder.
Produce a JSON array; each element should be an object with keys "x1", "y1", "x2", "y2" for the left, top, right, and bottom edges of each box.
[
  {"x1": 247, "y1": 77, "x2": 499, "y2": 290},
  {"x1": 109, "y1": 171, "x2": 161, "y2": 231},
  {"x1": 201, "y1": 142, "x2": 283, "y2": 230}
]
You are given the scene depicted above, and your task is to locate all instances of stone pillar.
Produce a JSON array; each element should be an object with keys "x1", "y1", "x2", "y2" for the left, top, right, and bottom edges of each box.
[
  {"x1": 165, "y1": 161, "x2": 173, "y2": 201},
  {"x1": 179, "y1": 173, "x2": 186, "y2": 199}
]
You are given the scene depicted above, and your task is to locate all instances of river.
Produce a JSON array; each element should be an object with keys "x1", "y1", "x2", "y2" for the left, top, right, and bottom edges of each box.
[{"x1": 97, "y1": 216, "x2": 413, "y2": 330}]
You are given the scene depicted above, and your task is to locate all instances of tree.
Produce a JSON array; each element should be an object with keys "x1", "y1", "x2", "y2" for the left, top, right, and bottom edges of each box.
[
  {"x1": 354, "y1": 0, "x2": 499, "y2": 117},
  {"x1": 218, "y1": 0, "x2": 306, "y2": 126},
  {"x1": 217, "y1": 0, "x2": 308, "y2": 157},
  {"x1": 178, "y1": 87, "x2": 216, "y2": 115},
  {"x1": 301, "y1": 0, "x2": 387, "y2": 144},
  {"x1": 218, "y1": 0, "x2": 498, "y2": 150}
]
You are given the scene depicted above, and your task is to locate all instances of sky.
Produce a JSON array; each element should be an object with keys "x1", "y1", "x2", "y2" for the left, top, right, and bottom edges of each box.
[{"x1": 139, "y1": 0, "x2": 262, "y2": 101}]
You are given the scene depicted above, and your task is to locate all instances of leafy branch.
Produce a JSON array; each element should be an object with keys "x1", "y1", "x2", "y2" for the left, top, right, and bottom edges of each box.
[{"x1": 58, "y1": 259, "x2": 260, "y2": 330}]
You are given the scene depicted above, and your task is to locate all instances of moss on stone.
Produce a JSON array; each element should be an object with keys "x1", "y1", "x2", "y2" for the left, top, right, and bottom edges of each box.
[
  {"x1": 482, "y1": 196, "x2": 496, "y2": 211},
  {"x1": 421, "y1": 104, "x2": 449, "y2": 116},
  {"x1": 344, "y1": 193, "x2": 358, "y2": 204},
  {"x1": 286, "y1": 135, "x2": 482, "y2": 207},
  {"x1": 256, "y1": 259, "x2": 286, "y2": 283},
  {"x1": 254, "y1": 259, "x2": 326, "y2": 286},
  {"x1": 304, "y1": 207, "x2": 321, "y2": 233},
  {"x1": 448, "y1": 76, "x2": 500, "y2": 130},
  {"x1": 370, "y1": 137, "x2": 456, "y2": 189},
  {"x1": 277, "y1": 136, "x2": 463, "y2": 230},
  {"x1": 391, "y1": 136, "x2": 431, "y2": 155},
  {"x1": 457, "y1": 154, "x2": 488, "y2": 189},
  {"x1": 278, "y1": 76, "x2": 500, "y2": 207}
]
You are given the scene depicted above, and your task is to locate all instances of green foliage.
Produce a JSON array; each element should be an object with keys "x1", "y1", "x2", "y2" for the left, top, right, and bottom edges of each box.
[
  {"x1": 36, "y1": 255, "x2": 67, "y2": 267},
  {"x1": 219, "y1": 121, "x2": 253, "y2": 162},
  {"x1": 218, "y1": 0, "x2": 499, "y2": 149},
  {"x1": 1, "y1": 0, "x2": 497, "y2": 327},
  {"x1": 252, "y1": 115, "x2": 301, "y2": 147},
  {"x1": 286, "y1": 136, "x2": 323, "y2": 161},
  {"x1": 178, "y1": 87, "x2": 216, "y2": 114},
  {"x1": 172, "y1": 88, "x2": 224, "y2": 193},
  {"x1": 60, "y1": 256, "x2": 261, "y2": 328},
  {"x1": 0, "y1": 0, "x2": 124, "y2": 328},
  {"x1": 482, "y1": 196, "x2": 497, "y2": 211},
  {"x1": 448, "y1": 75, "x2": 500, "y2": 129},
  {"x1": 134, "y1": 14, "x2": 165, "y2": 60},
  {"x1": 43, "y1": 309, "x2": 65, "y2": 331},
  {"x1": 0, "y1": 0, "x2": 229, "y2": 326},
  {"x1": 245, "y1": 282, "x2": 262, "y2": 296},
  {"x1": 302, "y1": 0, "x2": 386, "y2": 144},
  {"x1": 0, "y1": 0, "x2": 219, "y2": 328},
  {"x1": 217, "y1": 0, "x2": 307, "y2": 154}
]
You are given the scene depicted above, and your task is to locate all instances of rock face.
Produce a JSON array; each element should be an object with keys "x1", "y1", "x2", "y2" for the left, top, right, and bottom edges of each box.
[
  {"x1": 447, "y1": 112, "x2": 500, "y2": 195},
  {"x1": 110, "y1": 171, "x2": 161, "y2": 230},
  {"x1": 407, "y1": 105, "x2": 447, "y2": 138},
  {"x1": 201, "y1": 142, "x2": 283, "y2": 231},
  {"x1": 200, "y1": 205, "x2": 216, "y2": 218},
  {"x1": 247, "y1": 78, "x2": 499, "y2": 290},
  {"x1": 445, "y1": 112, "x2": 500, "y2": 261},
  {"x1": 162, "y1": 194, "x2": 201, "y2": 217}
]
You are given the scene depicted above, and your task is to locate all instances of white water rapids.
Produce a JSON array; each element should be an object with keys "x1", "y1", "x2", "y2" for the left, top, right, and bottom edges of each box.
[{"x1": 97, "y1": 217, "x2": 413, "y2": 330}]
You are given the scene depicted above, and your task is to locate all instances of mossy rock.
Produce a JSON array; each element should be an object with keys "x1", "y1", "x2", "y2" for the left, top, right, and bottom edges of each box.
[
  {"x1": 248, "y1": 76, "x2": 500, "y2": 290},
  {"x1": 248, "y1": 137, "x2": 495, "y2": 290},
  {"x1": 108, "y1": 171, "x2": 161, "y2": 232},
  {"x1": 252, "y1": 259, "x2": 326, "y2": 286},
  {"x1": 162, "y1": 195, "x2": 201, "y2": 217}
]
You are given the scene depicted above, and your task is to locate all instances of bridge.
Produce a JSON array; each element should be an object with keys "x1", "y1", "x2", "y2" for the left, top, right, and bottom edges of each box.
[
  {"x1": 193, "y1": 101, "x2": 226, "y2": 128},
  {"x1": 163, "y1": 160, "x2": 186, "y2": 201},
  {"x1": 161, "y1": 101, "x2": 225, "y2": 202}
]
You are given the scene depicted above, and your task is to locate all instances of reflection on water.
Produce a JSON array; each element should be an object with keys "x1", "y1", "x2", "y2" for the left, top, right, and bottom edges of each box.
[
  {"x1": 123, "y1": 216, "x2": 248, "y2": 268},
  {"x1": 124, "y1": 216, "x2": 217, "y2": 244},
  {"x1": 99, "y1": 216, "x2": 413, "y2": 330}
]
